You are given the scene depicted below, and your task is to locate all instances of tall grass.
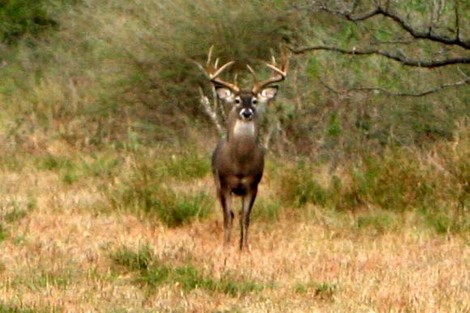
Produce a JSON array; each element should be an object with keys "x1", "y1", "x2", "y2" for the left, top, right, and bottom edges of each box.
[
  {"x1": 274, "y1": 131, "x2": 469, "y2": 233},
  {"x1": 0, "y1": 0, "x2": 468, "y2": 233},
  {"x1": 105, "y1": 148, "x2": 213, "y2": 227}
]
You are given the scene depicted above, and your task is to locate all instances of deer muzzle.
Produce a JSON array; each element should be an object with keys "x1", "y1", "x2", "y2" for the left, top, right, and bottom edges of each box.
[{"x1": 239, "y1": 108, "x2": 254, "y2": 120}]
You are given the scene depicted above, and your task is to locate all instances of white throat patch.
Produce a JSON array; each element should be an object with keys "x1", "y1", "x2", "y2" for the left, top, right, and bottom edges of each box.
[{"x1": 233, "y1": 120, "x2": 256, "y2": 137}]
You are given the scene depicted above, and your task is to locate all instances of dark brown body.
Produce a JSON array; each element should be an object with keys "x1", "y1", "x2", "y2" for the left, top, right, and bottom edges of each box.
[
  {"x1": 198, "y1": 47, "x2": 287, "y2": 250},
  {"x1": 212, "y1": 96, "x2": 265, "y2": 249}
]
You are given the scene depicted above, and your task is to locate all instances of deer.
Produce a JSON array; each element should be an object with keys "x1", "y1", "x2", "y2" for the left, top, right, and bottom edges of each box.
[{"x1": 198, "y1": 47, "x2": 288, "y2": 250}]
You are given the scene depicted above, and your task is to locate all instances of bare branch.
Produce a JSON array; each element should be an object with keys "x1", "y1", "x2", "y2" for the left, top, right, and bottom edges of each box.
[
  {"x1": 318, "y1": 4, "x2": 470, "y2": 49},
  {"x1": 290, "y1": 45, "x2": 470, "y2": 67},
  {"x1": 319, "y1": 75, "x2": 470, "y2": 97},
  {"x1": 198, "y1": 87, "x2": 224, "y2": 136}
]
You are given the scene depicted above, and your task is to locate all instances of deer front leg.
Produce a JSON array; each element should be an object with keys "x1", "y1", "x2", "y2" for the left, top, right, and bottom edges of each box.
[
  {"x1": 219, "y1": 189, "x2": 234, "y2": 247},
  {"x1": 240, "y1": 188, "x2": 257, "y2": 250}
]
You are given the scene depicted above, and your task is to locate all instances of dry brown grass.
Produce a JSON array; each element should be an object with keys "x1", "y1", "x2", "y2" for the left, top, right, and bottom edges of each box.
[{"x1": 1, "y1": 162, "x2": 469, "y2": 313}]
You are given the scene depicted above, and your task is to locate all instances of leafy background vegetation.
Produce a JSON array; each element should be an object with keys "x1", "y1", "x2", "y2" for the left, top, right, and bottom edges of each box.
[{"x1": 0, "y1": 0, "x2": 469, "y2": 311}]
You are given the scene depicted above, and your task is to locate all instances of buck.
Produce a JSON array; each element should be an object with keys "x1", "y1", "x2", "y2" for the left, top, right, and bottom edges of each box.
[{"x1": 198, "y1": 47, "x2": 288, "y2": 250}]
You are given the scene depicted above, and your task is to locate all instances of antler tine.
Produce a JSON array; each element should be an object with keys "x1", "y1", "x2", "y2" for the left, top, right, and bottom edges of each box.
[
  {"x1": 211, "y1": 60, "x2": 235, "y2": 79},
  {"x1": 265, "y1": 63, "x2": 287, "y2": 76},
  {"x1": 207, "y1": 45, "x2": 214, "y2": 66},
  {"x1": 246, "y1": 64, "x2": 257, "y2": 82},
  {"x1": 251, "y1": 49, "x2": 289, "y2": 94},
  {"x1": 197, "y1": 46, "x2": 240, "y2": 92}
]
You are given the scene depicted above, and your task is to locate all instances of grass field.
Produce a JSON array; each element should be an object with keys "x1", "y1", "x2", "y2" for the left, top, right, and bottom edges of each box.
[{"x1": 0, "y1": 146, "x2": 469, "y2": 313}]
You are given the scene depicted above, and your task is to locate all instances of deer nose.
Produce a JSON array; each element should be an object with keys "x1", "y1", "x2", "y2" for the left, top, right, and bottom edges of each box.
[{"x1": 240, "y1": 108, "x2": 254, "y2": 120}]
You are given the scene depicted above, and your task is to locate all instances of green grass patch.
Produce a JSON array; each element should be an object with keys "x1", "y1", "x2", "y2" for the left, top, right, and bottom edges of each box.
[
  {"x1": 110, "y1": 245, "x2": 153, "y2": 272},
  {"x1": 422, "y1": 208, "x2": 470, "y2": 235},
  {"x1": 251, "y1": 197, "x2": 282, "y2": 223},
  {"x1": 0, "y1": 224, "x2": 7, "y2": 243},
  {"x1": 294, "y1": 281, "x2": 337, "y2": 300},
  {"x1": 106, "y1": 152, "x2": 213, "y2": 227},
  {"x1": 277, "y1": 160, "x2": 329, "y2": 208},
  {"x1": 270, "y1": 146, "x2": 468, "y2": 234},
  {"x1": 163, "y1": 152, "x2": 210, "y2": 181},
  {"x1": 109, "y1": 182, "x2": 213, "y2": 227},
  {"x1": 275, "y1": 147, "x2": 466, "y2": 214},
  {"x1": 155, "y1": 191, "x2": 213, "y2": 227},
  {"x1": 0, "y1": 197, "x2": 36, "y2": 243},
  {"x1": 0, "y1": 304, "x2": 36, "y2": 313},
  {"x1": 11, "y1": 269, "x2": 73, "y2": 292},
  {"x1": 35, "y1": 153, "x2": 122, "y2": 185},
  {"x1": 3, "y1": 198, "x2": 36, "y2": 223},
  {"x1": 110, "y1": 245, "x2": 263, "y2": 296}
]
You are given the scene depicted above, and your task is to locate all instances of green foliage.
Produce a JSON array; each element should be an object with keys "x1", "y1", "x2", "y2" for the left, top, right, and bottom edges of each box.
[
  {"x1": 36, "y1": 154, "x2": 78, "y2": 184},
  {"x1": 274, "y1": 144, "x2": 468, "y2": 234},
  {"x1": 0, "y1": 0, "x2": 302, "y2": 148},
  {"x1": 0, "y1": 0, "x2": 56, "y2": 43},
  {"x1": 344, "y1": 150, "x2": 448, "y2": 212},
  {"x1": 278, "y1": 161, "x2": 329, "y2": 208},
  {"x1": 327, "y1": 111, "x2": 342, "y2": 137},
  {"x1": 110, "y1": 245, "x2": 263, "y2": 296},
  {"x1": 106, "y1": 152, "x2": 213, "y2": 227}
]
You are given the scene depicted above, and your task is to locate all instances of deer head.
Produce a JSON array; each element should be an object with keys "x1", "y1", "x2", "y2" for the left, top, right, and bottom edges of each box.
[{"x1": 197, "y1": 46, "x2": 288, "y2": 120}]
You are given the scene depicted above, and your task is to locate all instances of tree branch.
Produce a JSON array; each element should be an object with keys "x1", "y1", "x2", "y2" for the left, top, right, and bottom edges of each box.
[
  {"x1": 198, "y1": 87, "x2": 224, "y2": 136},
  {"x1": 318, "y1": 3, "x2": 470, "y2": 49},
  {"x1": 319, "y1": 73, "x2": 470, "y2": 97},
  {"x1": 290, "y1": 45, "x2": 470, "y2": 67}
]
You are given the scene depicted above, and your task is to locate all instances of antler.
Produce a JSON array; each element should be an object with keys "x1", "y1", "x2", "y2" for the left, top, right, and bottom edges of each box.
[
  {"x1": 196, "y1": 46, "x2": 240, "y2": 93},
  {"x1": 249, "y1": 48, "x2": 289, "y2": 94}
]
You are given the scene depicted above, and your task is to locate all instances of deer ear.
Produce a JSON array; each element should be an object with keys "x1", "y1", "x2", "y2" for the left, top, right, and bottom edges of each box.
[
  {"x1": 258, "y1": 86, "x2": 278, "y2": 101},
  {"x1": 215, "y1": 87, "x2": 235, "y2": 101}
]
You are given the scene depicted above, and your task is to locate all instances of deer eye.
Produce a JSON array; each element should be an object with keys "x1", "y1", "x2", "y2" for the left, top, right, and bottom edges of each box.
[
  {"x1": 234, "y1": 97, "x2": 241, "y2": 104},
  {"x1": 251, "y1": 98, "x2": 258, "y2": 105}
]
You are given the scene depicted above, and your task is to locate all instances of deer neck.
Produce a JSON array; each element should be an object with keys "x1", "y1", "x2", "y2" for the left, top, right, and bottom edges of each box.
[{"x1": 226, "y1": 118, "x2": 260, "y2": 159}]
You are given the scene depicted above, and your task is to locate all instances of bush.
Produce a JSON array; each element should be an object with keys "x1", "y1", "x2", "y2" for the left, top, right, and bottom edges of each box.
[
  {"x1": 277, "y1": 160, "x2": 329, "y2": 208},
  {"x1": 275, "y1": 144, "x2": 467, "y2": 222},
  {"x1": 0, "y1": 0, "x2": 56, "y2": 43}
]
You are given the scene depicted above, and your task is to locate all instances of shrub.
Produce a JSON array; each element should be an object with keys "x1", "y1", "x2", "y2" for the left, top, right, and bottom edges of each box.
[
  {"x1": 273, "y1": 144, "x2": 467, "y2": 230},
  {"x1": 0, "y1": 0, "x2": 59, "y2": 43},
  {"x1": 277, "y1": 160, "x2": 329, "y2": 208}
]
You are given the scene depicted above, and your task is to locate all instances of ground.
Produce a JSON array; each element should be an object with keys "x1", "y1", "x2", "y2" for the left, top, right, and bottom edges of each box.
[{"x1": 0, "y1": 169, "x2": 469, "y2": 313}]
